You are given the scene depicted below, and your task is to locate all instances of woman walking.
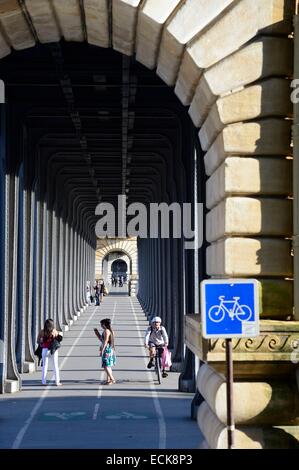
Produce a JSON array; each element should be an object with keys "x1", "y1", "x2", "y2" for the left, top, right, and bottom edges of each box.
[
  {"x1": 94, "y1": 318, "x2": 116, "y2": 384},
  {"x1": 37, "y1": 319, "x2": 62, "y2": 386}
]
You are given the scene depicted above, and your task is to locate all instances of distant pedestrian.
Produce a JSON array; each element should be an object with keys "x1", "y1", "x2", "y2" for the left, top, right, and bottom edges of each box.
[
  {"x1": 37, "y1": 319, "x2": 62, "y2": 386},
  {"x1": 94, "y1": 280, "x2": 100, "y2": 305},
  {"x1": 94, "y1": 318, "x2": 116, "y2": 384},
  {"x1": 100, "y1": 280, "x2": 105, "y2": 301},
  {"x1": 86, "y1": 281, "x2": 91, "y2": 305}
]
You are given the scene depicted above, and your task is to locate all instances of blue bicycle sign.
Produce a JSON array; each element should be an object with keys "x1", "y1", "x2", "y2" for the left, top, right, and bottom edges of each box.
[
  {"x1": 201, "y1": 279, "x2": 260, "y2": 339},
  {"x1": 208, "y1": 295, "x2": 252, "y2": 323}
]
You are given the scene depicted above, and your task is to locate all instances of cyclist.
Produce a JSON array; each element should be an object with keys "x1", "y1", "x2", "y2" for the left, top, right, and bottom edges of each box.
[{"x1": 144, "y1": 316, "x2": 169, "y2": 378}]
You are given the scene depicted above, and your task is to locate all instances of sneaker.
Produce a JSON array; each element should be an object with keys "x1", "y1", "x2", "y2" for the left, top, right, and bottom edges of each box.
[
  {"x1": 162, "y1": 372, "x2": 168, "y2": 378},
  {"x1": 56, "y1": 382, "x2": 62, "y2": 386},
  {"x1": 147, "y1": 359, "x2": 154, "y2": 369}
]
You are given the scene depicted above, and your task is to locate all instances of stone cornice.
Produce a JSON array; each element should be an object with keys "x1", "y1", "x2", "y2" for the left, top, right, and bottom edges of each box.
[{"x1": 185, "y1": 315, "x2": 299, "y2": 363}]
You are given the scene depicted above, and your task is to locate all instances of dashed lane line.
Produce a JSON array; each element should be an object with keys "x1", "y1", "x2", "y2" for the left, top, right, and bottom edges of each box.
[{"x1": 129, "y1": 297, "x2": 167, "y2": 449}]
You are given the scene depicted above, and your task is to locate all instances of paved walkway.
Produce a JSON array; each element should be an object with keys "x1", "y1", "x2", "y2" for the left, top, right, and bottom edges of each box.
[
  {"x1": 108, "y1": 284, "x2": 129, "y2": 294},
  {"x1": 0, "y1": 295, "x2": 202, "y2": 449}
]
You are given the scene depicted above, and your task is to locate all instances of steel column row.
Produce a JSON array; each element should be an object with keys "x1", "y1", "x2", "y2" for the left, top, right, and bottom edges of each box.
[{"x1": 0, "y1": 109, "x2": 96, "y2": 393}]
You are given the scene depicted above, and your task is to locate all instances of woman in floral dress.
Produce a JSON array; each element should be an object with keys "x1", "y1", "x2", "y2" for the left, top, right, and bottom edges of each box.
[{"x1": 94, "y1": 318, "x2": 116, "y2": 384}]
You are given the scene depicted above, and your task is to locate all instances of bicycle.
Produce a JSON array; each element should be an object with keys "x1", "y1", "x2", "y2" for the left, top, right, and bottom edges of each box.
[
  {"x1": 208, "y1": 295, "x2": 252, "y2": 323},
  {"x1": 154, "y1": 346, "x2": 165, "y2": 384}
]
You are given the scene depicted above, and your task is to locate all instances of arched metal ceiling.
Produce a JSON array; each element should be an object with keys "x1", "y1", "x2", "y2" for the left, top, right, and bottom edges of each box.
[{"x1": 0, "y1": 41, "x2": 196, "y2": 242}]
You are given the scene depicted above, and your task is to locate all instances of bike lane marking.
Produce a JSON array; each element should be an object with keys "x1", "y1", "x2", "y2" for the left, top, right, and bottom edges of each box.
[
  {"x1": 12, "y1": 305, "x2": 99, "y2": 449},
  {"x1": 105, "y1": 411, "x2": 148, "y2": 420},
  {"x1": 129, "y1": 297, "x2": 167, "y2": 450}
]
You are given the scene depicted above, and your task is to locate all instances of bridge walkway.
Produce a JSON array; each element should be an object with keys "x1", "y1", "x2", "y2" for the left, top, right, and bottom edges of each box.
[{"x1": 0, "y1": 295, "x2": 202, "y2": 449}]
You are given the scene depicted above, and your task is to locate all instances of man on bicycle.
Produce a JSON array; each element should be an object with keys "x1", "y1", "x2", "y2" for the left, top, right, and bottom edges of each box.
[{"x1": 144, "y1": 316, "x2": 169, "y2": 378}]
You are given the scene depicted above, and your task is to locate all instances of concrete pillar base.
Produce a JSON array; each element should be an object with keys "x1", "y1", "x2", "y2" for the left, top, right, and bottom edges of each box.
[
  {"x1": 191, "y1": 389, "x2": 205, "y2": 421},
  {"x1": 198, "y1": 401, "x2": 299, "y2": 448},
  {"x1": 23, "y1": 361, "x2": 35, "y2": 374},
  {"x1": 197, "y1": 363, "x2": 299, "y2": 426},
  {"x1": 4, "y1": 380, "x2": 20, "y2": 393},
  {"x1": 69, "y1": 320, "x2": 73, "y2": 326},
  {"x1": 179, "y1": 378, "x2": 195, "y2": 393},
  {"x1": 129, "y1": 279, "x2": 138, "y2": 297},
  {"x1": 73, "y1": 315, "x2": 78, "y2": 321},
  {"x1": 196, "y1": 364, "x2": 299, "y2": 448},
  {"x1": 62, "y1": 324, "x2": 69, "y2": 332},
  {"x1": 170, "y1": 362, "x2": 184, "y2": 373}
]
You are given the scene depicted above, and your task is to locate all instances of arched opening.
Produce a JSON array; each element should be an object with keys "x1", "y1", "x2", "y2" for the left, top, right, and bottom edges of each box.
[
  {"x1": 0, "y1": 0, "x2": 296, "y2": 450},
  {"x1": 0, "y1": 39, "x2": 200, "y2": 382},
  {"x1": 96, "y1": 238, "x2": 138, "y2": 296},
  {"x1": 111, "y1": 259, "x2": 128, "y2": 279},
  {"x1": 101, "y1": 249, "x2": 131, "y2": 293}
]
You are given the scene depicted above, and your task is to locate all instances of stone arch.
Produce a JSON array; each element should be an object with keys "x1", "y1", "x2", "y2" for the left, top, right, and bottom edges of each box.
[
  {"x1": 0, "y1": 1, "x2": 297, "y2": 448},
  {"x1": 104, "y1": 251, "x2": 130, "y2": 277},
  {"x1": 96, "y1": 238, "x2": 138, "y2": 295},
  {"x1": 0, "y1": 0, "x2": 293, "y2": 316},
  {"x1": 111, "y1": 257, "x2": 128, "y2": 274}
]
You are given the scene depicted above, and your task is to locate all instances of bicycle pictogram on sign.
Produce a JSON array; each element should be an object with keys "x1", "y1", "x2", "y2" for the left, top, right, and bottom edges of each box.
[{"x1": 208, "y1": 295, "x2": 252, "y2": 323}]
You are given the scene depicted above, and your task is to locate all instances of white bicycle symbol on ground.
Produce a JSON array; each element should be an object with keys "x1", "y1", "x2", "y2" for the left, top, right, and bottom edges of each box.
[{"x1": 208, "y1": 296, "x2": 252, "y2": 323}]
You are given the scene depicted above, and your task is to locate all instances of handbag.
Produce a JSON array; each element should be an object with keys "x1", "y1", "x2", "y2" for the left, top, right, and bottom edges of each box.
[
  {"x1": 34, "y1": 344, "x2": 43, "y2": 366},
  {"x1": 161, "y1": 347, "x2": 172, "y2": 369},
  {"x1": 34, "y1": 344, "x2": 42, "y2": 357},
  {"x1": 50, "y1": 338, "x2": 61, "y2": 355}
]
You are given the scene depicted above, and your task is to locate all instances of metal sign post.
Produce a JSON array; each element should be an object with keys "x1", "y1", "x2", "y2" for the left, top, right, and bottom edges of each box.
[{"x1": 225, "y1": 338, "x2": 234, "y2": 449}]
